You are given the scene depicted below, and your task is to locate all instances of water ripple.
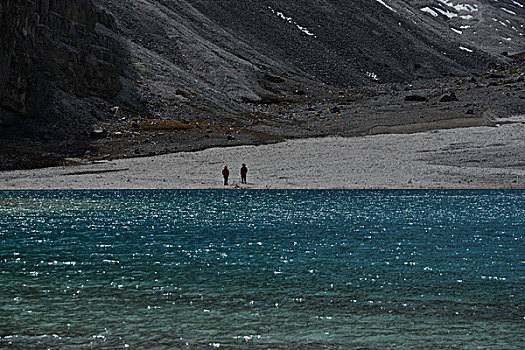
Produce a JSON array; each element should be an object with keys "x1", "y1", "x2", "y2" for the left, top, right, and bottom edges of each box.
[{"x1": 0, "y1": 190, "x2": 523, "y2": 348}]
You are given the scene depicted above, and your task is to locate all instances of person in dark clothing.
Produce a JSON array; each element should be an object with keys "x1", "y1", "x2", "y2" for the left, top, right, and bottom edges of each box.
[
  {"x1": 222, "y1": 166, "x2": 229, "y2": 185},
  {"x1": 240, "y1": 163, "x2": 248, "y2": 184}
]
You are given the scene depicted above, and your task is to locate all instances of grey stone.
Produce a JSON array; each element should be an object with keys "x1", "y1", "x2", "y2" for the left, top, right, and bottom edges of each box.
[
  {"x1": 91, "y1": 127, "x2": 107, "y2": 138},
  {"x1": 405, "y1": 95, "x2": 427, "y2": 102},
  {"x1": 439, "y1": 92, "x2": 458, "y2": 103}
]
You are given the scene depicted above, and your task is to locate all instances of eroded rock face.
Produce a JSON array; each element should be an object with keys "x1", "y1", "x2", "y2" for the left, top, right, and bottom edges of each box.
[{"x1": 0, "y1": 0, "x2": 122, "y2": 124}]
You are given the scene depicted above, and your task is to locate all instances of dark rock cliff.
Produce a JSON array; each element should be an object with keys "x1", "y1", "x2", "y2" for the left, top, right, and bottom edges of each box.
[{"x1": 0, "y1": 0, "x2": 122, "y2": 125}]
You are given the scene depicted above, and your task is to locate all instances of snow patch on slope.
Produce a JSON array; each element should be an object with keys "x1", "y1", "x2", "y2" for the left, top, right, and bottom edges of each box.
[
  {"x1": 421, "y1": 7, "x2": 439, "y2": 17},
  {"x1": 500, "y1": 7, "x2": 516, "y2": 15},
  {"x1": 366, "y1": 71, "x2": 379, "y2": 81},
  {"x1": 376, "y1": 0, "x2": 397, "y2": 12},
  {"x1": 269, "y1": 7, "x2": 316, "y2": 37},
  {"x1": 420, "y1": 0, "x2": 478, "y2": 20},
  {"x1": 437, "y1": 0, "x2": 478, "y2": 12},
  {"x1": 418, "y1": 0, "x2": 524, "y2": 55},
  {"x1": 434, "y1": 6, "x2": 459, "y2": 18}
]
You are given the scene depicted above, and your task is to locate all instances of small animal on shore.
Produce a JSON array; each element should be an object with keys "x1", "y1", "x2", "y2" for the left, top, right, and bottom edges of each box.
[
  {"x1": 222, "y1": 166, "x2": 229, "y2": 185},
  {"x1": 240, "y1": 163, "x2": 248, "y2": 184}
]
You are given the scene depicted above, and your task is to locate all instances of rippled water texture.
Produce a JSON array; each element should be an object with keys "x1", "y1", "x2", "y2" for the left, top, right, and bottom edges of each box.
[{"x1": 0, "y1": 190, "x2": 523, "y2": 349}]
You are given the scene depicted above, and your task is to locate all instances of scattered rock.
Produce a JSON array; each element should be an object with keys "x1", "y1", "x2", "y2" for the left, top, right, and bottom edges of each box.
[
  {"x1": 91, "y1": 127, "x2": 107, "y2": 139},
  {"x1": 439, "y1": 92, "x2": 458, "y2": 102},
  {"x1": 405, "y1": 95, "x2": 427, "y2": 102},
  {"x1": 175, "y1": 89, "x2": 189, "y2": 98},
  {"x1": 264, "y1": 74, "x2": 285, "y2": 83}
]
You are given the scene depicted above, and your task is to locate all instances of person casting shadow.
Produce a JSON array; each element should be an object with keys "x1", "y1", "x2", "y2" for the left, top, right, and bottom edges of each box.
[
  {"x1": 222, "y1": 166, "x2": 229, "y2": 185},
  {"x1": 240, "y1": 163, "x2": 248, "y2": 184}
]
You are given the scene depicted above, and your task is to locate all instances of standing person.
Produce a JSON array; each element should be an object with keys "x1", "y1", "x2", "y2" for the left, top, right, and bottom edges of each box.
[
  {"x1": 240, "y1": 163, "x2": 248, "y2": 184},
  {"x1": 222, "y1": 166, "x2": 229, "y2": 185}
]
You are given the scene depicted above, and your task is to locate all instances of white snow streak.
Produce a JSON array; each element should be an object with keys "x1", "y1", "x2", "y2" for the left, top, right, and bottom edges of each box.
[
  {"x1": 366, "y1": 72, "x2": 379, "y2": 81},
  {"x1": 459, "y1": 46, "x2": 473, "y2": 52},
  {"x1": 438, "y1": 0, "x2": 478, "y2": 12},
  {"x1": 296, "y1": 24, "x2": 315, "y2": 36},
  {"x1": 422, "y1": 1, "x2": 479, "y2": 20},
  {"x1": 269, "y1": 7, "x2": 316, "y2": 37},
  {"x1": 451, "y1": 27, "x2": 463, "y2": 34},
  {"x1": 376, "y1": 0, "x2": 396, "y2": 12},
  {"x1": 421, "y1": 7, "x2": 439, "y2": 17},
  {"x1": 434, "y1": 7, "x2": 458, "y2": 19},
  {"x1": 500, "y1": 7, "x2": 517, "y2": 14}
]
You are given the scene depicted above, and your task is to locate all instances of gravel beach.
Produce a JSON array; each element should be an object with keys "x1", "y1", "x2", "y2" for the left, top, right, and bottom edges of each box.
[{"x1": 1, "y1": 122, "x2": 524, "y2": 190}]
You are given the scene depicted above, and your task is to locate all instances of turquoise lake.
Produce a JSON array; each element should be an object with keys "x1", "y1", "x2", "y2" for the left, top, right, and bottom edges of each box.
[{"x1": 0, "y1": 190, "x2": 523, "y2": 349}]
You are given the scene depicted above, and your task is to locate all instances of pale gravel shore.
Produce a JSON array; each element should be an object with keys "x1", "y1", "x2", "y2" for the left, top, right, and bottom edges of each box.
[{"x1": 1, "y1": 123, "x2": 524, "y2": 190}]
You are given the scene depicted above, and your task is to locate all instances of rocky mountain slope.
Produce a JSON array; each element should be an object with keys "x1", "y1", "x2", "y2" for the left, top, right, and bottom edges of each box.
[{"x1": 0, "y1": 0, "x2": 523, "y2": 169}]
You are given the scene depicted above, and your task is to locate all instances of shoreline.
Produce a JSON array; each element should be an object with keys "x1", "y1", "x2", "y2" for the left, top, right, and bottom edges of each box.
[
  {"x1": 1, "y1": 122, "x2": 524, "y2": 190},
  {"x1": 2, "y1": 62, "x2": 524, "y2": 172}
]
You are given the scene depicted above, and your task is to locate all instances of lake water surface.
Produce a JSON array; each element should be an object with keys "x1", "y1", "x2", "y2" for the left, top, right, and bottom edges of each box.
[{"x1": 1, "y1": 190, "x2": 523, "y2": 349}]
